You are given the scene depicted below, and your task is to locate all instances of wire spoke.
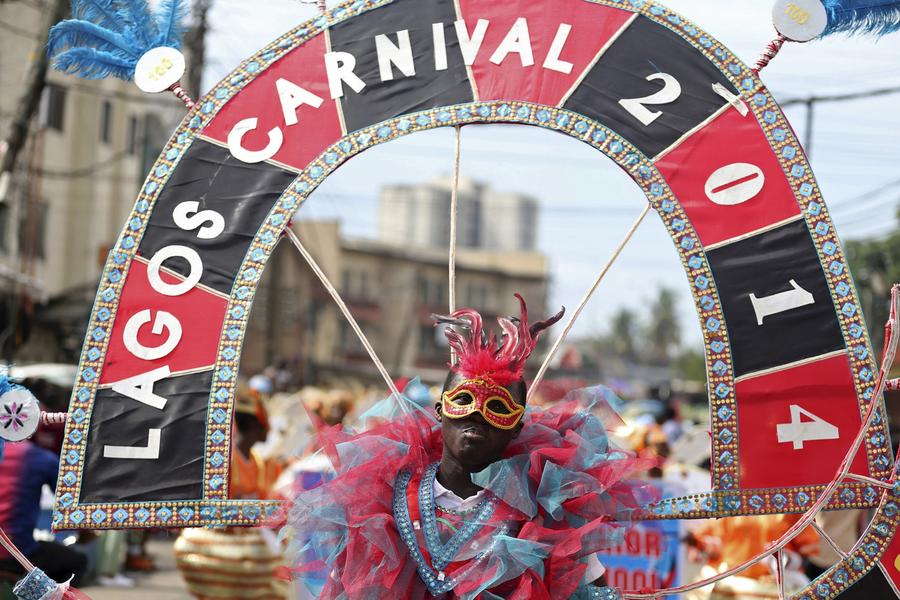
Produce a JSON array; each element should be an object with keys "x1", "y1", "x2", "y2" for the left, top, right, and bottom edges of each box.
[
  {"x1": 284, "y1": 226, "x2": 403, "y2": 406},
  {"x1": 811, "y1": 521, "x2": 849, "y2": 560},
  {"x1": 528, "y1": 203, "x2": 651, "y2": 402}
]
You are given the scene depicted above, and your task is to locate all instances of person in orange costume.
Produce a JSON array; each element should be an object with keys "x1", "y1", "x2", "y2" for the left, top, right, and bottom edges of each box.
[{"x1": 174, "y1": 389, "x2": 286, "y2": 600}]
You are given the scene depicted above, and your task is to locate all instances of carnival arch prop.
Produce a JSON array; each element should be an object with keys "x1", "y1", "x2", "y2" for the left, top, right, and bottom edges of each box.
[{"x1": 28, "y1": 0, "x2": 900, "y2": 597}]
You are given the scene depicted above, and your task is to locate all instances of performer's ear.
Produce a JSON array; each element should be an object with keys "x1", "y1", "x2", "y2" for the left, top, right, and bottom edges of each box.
[{"x1": 434, "y1": 403, "x2": 442, "y2": 422}]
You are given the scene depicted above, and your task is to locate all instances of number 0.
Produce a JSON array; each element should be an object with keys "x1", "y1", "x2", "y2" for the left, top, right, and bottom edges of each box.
[
  {"x1": 618, "y1": 73, "x2": 682, "y2": 126},
  {"x1": 776, "y1": 405, "x2": 840, "y2": 450}
]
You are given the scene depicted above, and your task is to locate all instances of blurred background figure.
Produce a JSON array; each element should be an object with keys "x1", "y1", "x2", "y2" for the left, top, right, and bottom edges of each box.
[
  {"x1": 174, "y1": 386, "x2": 286, "y2": 600},
  {"x1": 685, "y1": 514, "x2": 819, "y2": 599}
]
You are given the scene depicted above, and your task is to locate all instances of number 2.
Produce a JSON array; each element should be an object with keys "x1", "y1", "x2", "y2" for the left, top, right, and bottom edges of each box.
[
  {"x1": 619, "y1": 73, "x2": 682, "y2": 126},
  {"x1": 776, "y1": 405, "x2": 839, "y2": 450}
]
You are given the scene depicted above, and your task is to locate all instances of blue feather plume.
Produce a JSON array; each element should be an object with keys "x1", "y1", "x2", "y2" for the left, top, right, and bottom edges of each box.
[
  {"x1": 153, "y1": 0, "x2": 190, "y2": 48},
  {"x1": 48, "y1": 0, "x2": 189, "y2": 82},
  {"x1": 820, "y1": 0, "x2": 900, "y2": 36}
]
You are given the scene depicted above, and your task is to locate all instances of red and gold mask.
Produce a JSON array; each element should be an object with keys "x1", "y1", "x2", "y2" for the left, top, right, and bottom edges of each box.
[{"x1": 440, "y1": 378, "x2": 525, "y2": 430}]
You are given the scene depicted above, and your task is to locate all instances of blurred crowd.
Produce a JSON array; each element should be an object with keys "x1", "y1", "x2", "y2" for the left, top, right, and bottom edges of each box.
[{"x1": 0, "y1": 368, "x2": 880, "y2": 600}]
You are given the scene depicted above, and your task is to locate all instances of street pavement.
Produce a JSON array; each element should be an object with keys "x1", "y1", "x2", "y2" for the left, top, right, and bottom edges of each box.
[{"x1": 80, "y1": 538, "x2": 191, "y2": 600}]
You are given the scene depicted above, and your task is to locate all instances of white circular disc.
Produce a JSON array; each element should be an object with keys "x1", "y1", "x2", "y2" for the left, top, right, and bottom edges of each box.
[
  {"x1": 134, "y1": 47, "x2": 187, "y2": 94},
  {"x1": 0, "y1": 389, "x2": 40, "y2": 442},
  {"x1": 772, "y1": 0, "x2": 828, "y2": 42}
]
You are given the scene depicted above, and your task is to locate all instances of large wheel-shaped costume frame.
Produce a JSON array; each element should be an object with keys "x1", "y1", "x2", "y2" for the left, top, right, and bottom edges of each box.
[{"x1": 51, "y1": 0, "x2": 900, "y2": 597}]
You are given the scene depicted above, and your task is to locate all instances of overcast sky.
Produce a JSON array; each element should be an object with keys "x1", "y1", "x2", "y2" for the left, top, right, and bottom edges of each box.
[{"x1": 205, "y1": 0, "x2": 900, "y2": 345}]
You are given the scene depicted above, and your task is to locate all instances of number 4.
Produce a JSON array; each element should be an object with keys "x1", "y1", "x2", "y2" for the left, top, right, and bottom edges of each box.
[{"x1": 776, "y1": 405, "x2": 840, "y2": 450}]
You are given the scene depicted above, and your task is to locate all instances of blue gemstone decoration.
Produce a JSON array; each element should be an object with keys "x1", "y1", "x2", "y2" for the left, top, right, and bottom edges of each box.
[
  {"x1": 339, "y1": 140, "x2": 353, "y2": 153},
  {"x1": 62, "y1": 471, "x2": 77, "y2": 486},
  {"x1": 136, "y1": 508, "x2": 150, "y2": 523},
  {"x1": 681, "y1": 236, "x2": 696, "y2": 251},
  {"x1": 536, "y1": 110, "x2": 551, "y2": 123},
  {"x1": 222, "y1": 347, "x2": 237, "y2": 361},
  {"x1": 840, "y1": 488, "x2": 856, "y2": 503},
  {"x1": 397, "y1": 119, "x2": 412, "y2": 132},
  {"x1": 58, "y1": 493, "x2": 74, "y2": 508},
  {"x1": 178, "y1": 507, "x2": 195, "y2": 521},
  {"x1": 715, "y1": 383, "x2": 730, "y2": 398},
  {"x1": 842, "y1": 303, "x2": 858, "y2": 318},
  {"x1": 574, "y1": 120, "x2": 589, "y2": 133},
  {"x1": 720, "y1": 475, "x2": 734, "y2": 489},
  {"x1": 157, "y1": 507, "x2": 173, "y2": 522},
  {"x1": 719, "y1": 428, "x2": 734, "y2": 444},
  {"x1": 68, "y1": 430, "x2": 83, "y2": 444},
  {"x1": 719, "y1": 451, "x2": 733, "y2": 466},
  {"x1": 772, "y1": 494, "x2": 787, "y2": 509},
  {"x1": 791, "y1": 165, "x2": 806, "y2": 178},
  {"x1": 86, "y1": 348, "x2": 101, "y2": 361},
  {"x1": 834, "y1": 569, "x2": 849, "y2": 585},
  {"x1": 376, "y1": 126, "x2": 392, "y2": 138},
  {"x1": 592, "y1": 130, "x2": 606, "y2": 144},
  {"x1": 609, "y1": 141, "x2": 624, "y2": 154},
  {"x1": 661, "y1": 200, "x2": 674, "y2": 213},
  {"x1": 210, "y1": 430, "x2": 226, "y2": 445},
  {"x1": 717, "y1": 406, "x2": 733, "y2": 421},
  {"x1": 81, "y1": 367, "x2": 96, "y2": 382},
  {"x1": 69, "y1": 510, "x2": 85, "y2": 525},
  {"x1": 113, "y1": 508, "x2": 129, "y2": 523},
  {"x1": 210, "y1": 452, "x2": 225, "y2": 467},
  {"x1": 712, "y1": 360, "x2": 728, "y2": 376},
  {"x1": 478, "y1": 106, "x2": 491, "y2": 118},
  {"x1": 749, "y1": 495, "x2": 764, "y2": 510},
  {"x1": 242, "y1": 505, "x2": 261, "y2": 520},
  {"x1": 710, "y1": 340, "x2": 726, "y2": 353},
  {"x1": 437, "y1": 110, "x2": 452, "y2": 122},
  {"x1": 212, "y1": 408, "x2": 227, "y2": 424},
  {"x1": 782, "y1": 146, "x2": 797, "y2": 159},
  {"x1": 885, "y1": 502, "x2": 898, "y2": 517},
  {"x1": 226, "y1": 327, "x2": 240, "y2": 341},
  {"x1": 836, "y1": 282, "x2": 851, "y2": 297},
  {"x1": 772, "y1": 128, "x2": 786, "y2": 141},
  {"x1": 92, "y1": 327, "x2": 106, "y2": 341},
  {"x1": 72, "y1": 407, "x2": 87, "y2": 421},
  {"x1": 694, "y1": 275, "x2": 709, "y2": 290},
  {"x1": 815, "y1": 222, "x2": 829, "y2": 236},
  {"x1": 764, "y1": 111, "x2": 777, "y2": 124},
  {"x1": 457, "y1": 108, "x2": 471, "y2": 119},
  {"x1": 688, "y1": 256, "x2": 703, "y2": 269},
  {"x1": 829, "y1": 261, "x2": 844, "y2": 275},
  {"x1": 416, "y1": 114, "x2": 432, "y2": 126},
  {"x1": 218, "y1": 367, "x2": 233, "y2": 381},
  {"x1": 796, "y1": 492, "x2": 810, "y2": 506},
  {"x1": 210, "y1": 474, "x2": 225, "y2": 489},
  {"x1": 823, "y1": 242, "x2": 837, "y2": 256},
  {"x1": 357, "y1": 133, "x2": 372, "y2": 145},
  {"x1": 706, "y1": 317, "x2": 721, "y2": 332},
  {"x1": 816, "y1": 583, "x2": 830, "y2": 598},
  {"x1": 91, "y1": 509, "x2": 107, "y2": 524},
  {"x1": 497, "y1": 104, "x2": 512, "y2": 117},
  {"x1": 200, "y1": 506, "x2": 218, "y2": 520}
]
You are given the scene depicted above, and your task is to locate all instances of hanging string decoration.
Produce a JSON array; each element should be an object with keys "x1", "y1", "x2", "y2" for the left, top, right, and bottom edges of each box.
[{"x1": 820, "y1": 0, "x2": 900, "y2": 36}]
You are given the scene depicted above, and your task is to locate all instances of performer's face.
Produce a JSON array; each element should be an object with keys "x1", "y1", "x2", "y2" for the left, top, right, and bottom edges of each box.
[{"x1": 436, "y1": 373, "x2": 525, "y2": 473}]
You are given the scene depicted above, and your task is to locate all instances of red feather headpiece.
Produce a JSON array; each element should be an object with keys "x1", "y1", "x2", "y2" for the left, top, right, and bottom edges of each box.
[{"x1": 434, "y1": 294, "x2": 565, "y2": 386}]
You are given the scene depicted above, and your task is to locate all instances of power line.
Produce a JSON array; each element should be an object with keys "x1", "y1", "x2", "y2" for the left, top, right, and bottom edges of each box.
[{"x1": 780, "y1": 84, "x2": 900, "y2": 107}]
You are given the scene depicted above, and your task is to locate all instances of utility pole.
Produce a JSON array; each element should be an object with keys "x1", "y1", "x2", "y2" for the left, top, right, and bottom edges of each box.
[
  {"x1": 0, "y1": 0, "x2": 67, "y2": 202},
  {"x1": 185, "y1": 0, "x2": 212, "y2": 100}
]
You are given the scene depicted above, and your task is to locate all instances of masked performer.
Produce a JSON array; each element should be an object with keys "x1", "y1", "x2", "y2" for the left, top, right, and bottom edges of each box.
[{"x1": 285, "y1": 295, "x2": 656, "y2": 599}]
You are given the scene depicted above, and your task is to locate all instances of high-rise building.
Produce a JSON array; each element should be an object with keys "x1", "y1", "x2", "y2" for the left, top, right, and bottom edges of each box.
[
  {"x1": 378, "y1": 177, "x2": 538, "y2": 251},
  {"x1": 1, "y1": 2, "x2": 185, "y2": 360}
]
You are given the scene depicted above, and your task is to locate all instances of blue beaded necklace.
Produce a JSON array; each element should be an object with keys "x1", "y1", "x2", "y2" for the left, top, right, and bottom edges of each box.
[{"x1": 393, "y1": 462, "x2": 497, "y2": 595}]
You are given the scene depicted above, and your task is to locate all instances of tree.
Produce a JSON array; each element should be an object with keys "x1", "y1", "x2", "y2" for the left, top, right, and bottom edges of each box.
[
  {"x1": 0, "y1": 0, "x2": 68, "y2": 202},
  {"x1": 645, "y1": 287, "x2": 680, "y2": 364},
  {"x1": 845, "y1": 208, "x2": 900, "y2": 352},
  {"x1": 608, "y1": 308, "x2": 638, "y2": 360}
]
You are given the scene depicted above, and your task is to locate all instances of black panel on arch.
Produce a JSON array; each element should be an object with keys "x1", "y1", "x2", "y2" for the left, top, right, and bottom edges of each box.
[
  {"x1": 80, "y1": 370, "x2": 212, "y2": 502},
  {"x1": 563, "y1": 15, "x2": 736, "y2": 158},
  {"x1": 834, "y1": 567, "x2": 895, "y2": 599},
  {"x1": 137, "y1": 139, "x2": 297, "y2": 295},
  {"x1": 329, "y1": 0, "x2": 473, "y2": 133},
  {"x1": 706, "y1": 219, "x2": 844, "y2": 377}
]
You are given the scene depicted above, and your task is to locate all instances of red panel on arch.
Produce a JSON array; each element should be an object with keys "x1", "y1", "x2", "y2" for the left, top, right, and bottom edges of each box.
[
  {"x1": 457, "y1": 0, "x2": 633, "y2": 106},
  {"x1": 656, "y1": 107, "x2": 801, "y2": 248},
  {"x1": 100, "y1": 259, "x2": 228, "y2": 384},
  {"x1": 879, "y1": 530, "x2": 900, "y2": 593},
  {"x1": 735, "y1": 354, "x2": 870, "y2": 490},
  {"x1": 203, "y1": 35, "x2": 343, "y2": 171}
]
